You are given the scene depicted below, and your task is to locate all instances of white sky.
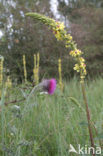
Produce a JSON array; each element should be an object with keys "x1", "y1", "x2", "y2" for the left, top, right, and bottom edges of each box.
[
  {"x1": 0, "y1": 31, "x2": 3, "y2": 38},
  {"x1": 50, "y1": 0, "x2": 69, "y2": 19},
  {"x1": 50, "y1": 0, "x2": 70, "y2": 26},
  {"x1": 50, "y1": 0, "x2": 60, "y2": 19}
]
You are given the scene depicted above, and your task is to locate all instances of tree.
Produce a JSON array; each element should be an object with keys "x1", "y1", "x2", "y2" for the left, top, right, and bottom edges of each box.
[{"x1": 57, "y1": 0, "x2": 103, "y2": 76}]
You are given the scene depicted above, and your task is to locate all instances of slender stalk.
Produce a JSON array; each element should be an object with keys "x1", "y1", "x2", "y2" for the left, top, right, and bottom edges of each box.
[{"x1": 81, "y1": 81, "x2": 95, "y2": 156}]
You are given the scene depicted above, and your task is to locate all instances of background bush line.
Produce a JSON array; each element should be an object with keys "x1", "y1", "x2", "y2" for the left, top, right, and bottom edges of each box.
[{"x1": 0, "y1": 0, "x2": 103, "y2": 81}]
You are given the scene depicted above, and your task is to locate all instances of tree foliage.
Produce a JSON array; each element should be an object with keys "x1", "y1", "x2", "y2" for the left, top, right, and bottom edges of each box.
[
  {"x1": 0, "y1": 0, "x2": 103, "y2": 82},
  {"x1": 58, "y1": 0, "x2": 103, "y2": 76}
]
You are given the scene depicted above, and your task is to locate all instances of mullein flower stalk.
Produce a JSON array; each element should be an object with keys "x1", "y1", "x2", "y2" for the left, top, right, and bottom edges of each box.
[
  {"x1": 33, "y1": 53, "x2": 40, "y2": 85},
  {"x1": 58, "y1": 58, "x2": 63, "y2": 92},
  {"x1": 0, "y1": 57, "x2": 4, "y2": 98},
  {"x1": 37, "y1": 53, "x2": 40, "y2": 84},
  {"x1": 23, "y1": 55, "x2": 27, "y2": 83},
  {"x1": 26, "y1": 13, "x2": 95, "y2": 155},
  {"x1": 5, "y1": 76, "x2": 12, "y2": 88},
  {"x1": 26, "y1": 12, "x2": 86, "y2": 80},
  {"x1": 33, "y1": 54, "x2": 36, "y2": 83},
  {"x1": 5, "y1": 76, "x2": 12, "y2": 97}
]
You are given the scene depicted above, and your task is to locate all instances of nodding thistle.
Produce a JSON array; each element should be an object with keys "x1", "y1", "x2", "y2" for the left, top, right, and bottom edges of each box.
[{"x1": 41, "y1": 78, "x2": 56, "y2": 95}]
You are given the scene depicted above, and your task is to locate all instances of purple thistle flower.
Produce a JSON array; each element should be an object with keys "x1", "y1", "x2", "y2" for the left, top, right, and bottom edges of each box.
[
  {"x1": 41, "y1": 78, "x2": 56, "y2": 95},
  {"x1": 27, "y1": 79, "x2": 56, "y2": 100},
  {"x1": 48, "y1": 79, "x2": 56, "y2": 94}
]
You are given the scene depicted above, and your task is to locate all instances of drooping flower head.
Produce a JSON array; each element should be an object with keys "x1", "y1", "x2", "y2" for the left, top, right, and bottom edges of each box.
[
  {"x1": 26, "y1": 13, "x2": 87, "y2": 80},
  {"x1": 41, "y1": 78, "x2": 56, "y2": 95}
]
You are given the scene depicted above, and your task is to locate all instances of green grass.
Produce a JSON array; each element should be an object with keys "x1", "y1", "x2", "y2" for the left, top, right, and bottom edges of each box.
[{"x1": 0, "y1": 77, "x2": 103, "y2": 156}]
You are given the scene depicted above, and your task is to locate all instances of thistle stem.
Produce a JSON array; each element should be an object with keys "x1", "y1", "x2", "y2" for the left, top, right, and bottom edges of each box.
[{"x1": 81, "y1": 81, "x2": 95, "y2": 156}]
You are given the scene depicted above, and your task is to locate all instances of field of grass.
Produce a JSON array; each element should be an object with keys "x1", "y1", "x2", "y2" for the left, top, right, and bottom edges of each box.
[{"x1": 0, "y1": 77, "x2": 103, "y2": 156}]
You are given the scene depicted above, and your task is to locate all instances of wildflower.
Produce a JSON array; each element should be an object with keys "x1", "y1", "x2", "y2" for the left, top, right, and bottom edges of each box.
[
  {"x1": 58, "y1": 59, "x2": 63, "y2": 91},
  {"x1": 55, "y1": 31, "x2": 62, "y2": 40},
  {"x1": 65, "y1": 34, "x2": 73, "y2": 46},
  {"x1": 53, "y1": 30, "x2": 62, "y2": 41},
  {"x1": 33, "y1": 53, "x2": 40, "y2": 85},
  {"x1": 41, "y1": 78, "x2": 56, "y2": 95},
  {"x1": 26, "y1": 13, "x2": 87, "y2": 80},
  {"x1": 55, "y1": 21, "x2": 65, "y2": 30},
  {"x1": 80, "y1": 63, "x2": 86, "y2": 69},
  {"x1": 79, "y1": 57, "x2": 85, "y2": 62},
  {"x1": 70, "y1": 49, "x2": 83, "y2": 57},
  {"x1": 27, "y1": 79, "x2": 56, "y2": 101},
  {"x1": 73, "y1": 64, "x2": 80, "y2": 72},
  {"x1": 23, "y1": 55, "x2": 27, "y2": 83}
]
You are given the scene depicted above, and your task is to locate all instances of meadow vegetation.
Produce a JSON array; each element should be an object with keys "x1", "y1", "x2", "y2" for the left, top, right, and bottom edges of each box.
[
  {"x1": 0, "y1": 1, "x2": 103, "y2": 155},
  {"x1": 0, "y1": 77, "x2": 103, "y2": 156}
]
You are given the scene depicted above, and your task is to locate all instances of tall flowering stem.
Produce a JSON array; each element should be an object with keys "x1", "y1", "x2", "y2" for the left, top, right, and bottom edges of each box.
[
  {"x1": 26, "y1": 12, "x2": 95, "y2": 154},
  {"x1": 33, "y1": 54, "x2": 37, "y2": 83},
  {"x1": 26, "y1": 12, "x2": 86, "y2": 80},
  {"x1": 23, "y1": 55, "x2": 27, "y2": 83},
  {"x1": 58, "y1": 58, "x2": 63, "y2": 92},
  {"x1": 81, "y1": 81, "x2": 95, "y2": 155},
  {"x1": 33, "y1": 53, "x2": 40, "y2": 85}
]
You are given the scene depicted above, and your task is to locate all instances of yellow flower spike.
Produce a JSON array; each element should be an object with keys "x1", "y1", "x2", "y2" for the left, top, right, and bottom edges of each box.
[
  {"x1": 73, "y1": 64, "x2": 80, "y2": 72},
  {"x1": 37, "y1": 53, "x2": 40, "y2": 69},
  {"x1": 53, "y1": 30, "x2": 62, "y2": 41},
  {"x1": 65, "y1": 34, "x2": 72, "y2": 41},
  {"x1": 33, "y1": 53, "x2": 40, "y2": 85},
  {"x1": 58, "y1": 58, "x2": 63, "y2": 92},
  {"x1": 5, "y1": 76, "x2": 12, "y2": 88},
  {"x1": 34, "y1": 54, "x2": 36, "y2": 69},
  {"x1": 70, "y1": 49, "x2": 83, "y2": 57},
  {"x1": 23, "y1": 55, "x2": 27, "y2": 83},
  {"x1": 55, "y1": 21, "x2": 65, "y2": 30},
  {"x1": 35, "y1": 68, "x2": 38, "y2": 85},
  {"x1": 33, "y1": 54, "x2": 36, "y2": 83},
  {"x1": 26, "y1": 12, "x2": 87, "y2": 80},
  {"x1": 36, "y1": 53, "x2": 40, "y2": 84},
  {"x1": 79, "y1": 57, "x2": 85, "y2": 62}
]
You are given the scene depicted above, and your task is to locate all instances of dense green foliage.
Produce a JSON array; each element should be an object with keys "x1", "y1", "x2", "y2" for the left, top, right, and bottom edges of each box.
[
  {"x1": 58, "y1": 0, "x2": 103, "y2": 77},
  {"x1": 0, "y1": 77, "x2": 103, "y2": 155},
  {"x1": 0, "y1": 0, "x2": 103, "y2": 81}
]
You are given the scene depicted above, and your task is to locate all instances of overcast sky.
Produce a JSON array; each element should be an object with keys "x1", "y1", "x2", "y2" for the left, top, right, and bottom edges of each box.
[{"x1": 50, "y1": 0, "x2": 68, "y2": 19}]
